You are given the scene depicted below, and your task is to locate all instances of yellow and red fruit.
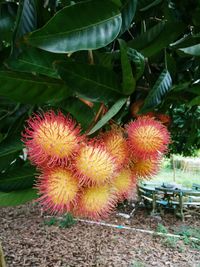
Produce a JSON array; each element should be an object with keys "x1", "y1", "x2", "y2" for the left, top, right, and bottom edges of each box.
[
  {"x1": 130, "y1": 99, "x2": 144, "y2": 117},
  {"x1": 130, "y1": 157, "x2": 161, "y2": 179},
  {"x1": 36, "y1": 167, "x2": 79, "y2": 214},
  {"x1": 22, "y1": 110, "x2": 84, "y2": 167},
  {"x1": 156, "y1": 113, "x2": 171, "y2": 126},
  {"x1": 75, "y1": 141, "x2": 118, "y2": 186},
  {"x1": 77, "y1": 184, "x2": 117, "y2": 219},
  {"x1": 112, "y1": 168, "x2": 136, "y2": 200},
  {"x1": 102, "y1": 129, "x2": 129, "y2": 168},
  {"x1": 126, "y1": 116, "x2": 170, "y2": 159}
]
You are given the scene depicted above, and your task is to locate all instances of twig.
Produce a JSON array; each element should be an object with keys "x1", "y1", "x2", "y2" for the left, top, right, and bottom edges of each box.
[
  {"x1": 88, "y1": 50, "x2": 94, "y2": 65},
  {"x1": 0, "y1": 242, "x2": 6, "y2": 267},
  {"x1": 85, "y1": 103, "x2": 105, "y2": 135}
]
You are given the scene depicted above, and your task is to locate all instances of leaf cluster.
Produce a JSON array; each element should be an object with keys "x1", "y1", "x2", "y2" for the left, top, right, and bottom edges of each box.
[{"x1": 0, "y1": 0, "x2": 200, "y2": 206}]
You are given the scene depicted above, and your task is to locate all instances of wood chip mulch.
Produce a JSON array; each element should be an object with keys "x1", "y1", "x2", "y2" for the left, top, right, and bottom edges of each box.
[{"x1": 0, "y1": 203, "x2": 200, "y2": 267}]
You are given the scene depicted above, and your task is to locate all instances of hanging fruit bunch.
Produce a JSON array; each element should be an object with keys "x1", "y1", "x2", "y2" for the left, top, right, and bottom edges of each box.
[{"x1": 22, "y1": 110, "x2": 170, "y2": 220}]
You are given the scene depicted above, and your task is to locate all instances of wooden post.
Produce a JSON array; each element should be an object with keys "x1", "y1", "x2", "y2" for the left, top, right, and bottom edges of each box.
[
  {"x1": 0, "y1": 242, "x2": 6, "y2": 267},
  {"x1": 171, "y1": 154, "x2": 176, "y2": 182}
]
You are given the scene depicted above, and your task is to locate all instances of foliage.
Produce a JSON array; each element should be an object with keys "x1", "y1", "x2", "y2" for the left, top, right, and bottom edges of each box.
[
  {"x1": 58, "y1": 213, "x2": 76, "y2": 228},
  {"x1": 156, "y1": 224, "x2": 200, "y2": 250},
  {"x1": 0, "y1": 0, "x2": 200, "y2": 206},
  {"x1": 168, "y1": 104, "x2": 200, "y2": 155},
  {"x1": 44, "y1": 213, "x2": 76, "y2": 228}
]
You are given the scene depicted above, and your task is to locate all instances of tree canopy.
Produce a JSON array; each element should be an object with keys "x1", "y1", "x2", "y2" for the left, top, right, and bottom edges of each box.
[{"x1": 0, "y1": 0, "x2": 200, "y2": 205}]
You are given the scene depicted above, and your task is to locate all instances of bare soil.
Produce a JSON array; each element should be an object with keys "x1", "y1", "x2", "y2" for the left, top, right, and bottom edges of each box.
[{"x1": 0, "y1": 202, "x2": 200, "y2": 267}]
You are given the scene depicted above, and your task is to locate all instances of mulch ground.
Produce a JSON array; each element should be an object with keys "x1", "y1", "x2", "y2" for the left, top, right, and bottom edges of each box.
[{"x1": 1, "y1": 202, "x2": 200, "y2": 267}]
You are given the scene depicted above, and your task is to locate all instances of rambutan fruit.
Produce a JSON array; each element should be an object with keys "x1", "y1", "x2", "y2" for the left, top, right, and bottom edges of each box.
[
  {"x1": 74, "y1": 141, "x2": 118, "y2": 186},
  {"x1": 112, "y1": 168, "x2": 136, "y2": 200},
  {"x1": 36, "y1": 167, "x2": 79, "y2": 214},
  {"x1": 126, "y1": 116, "x2": 170, "y2": 159},
  {"x1": 102, "y1": 129, "x2": 129, "y2": 168},
  {"x1": 130, "y1": 99, "x2": 144, "y2": 117},
  {"x1": 130, "y1": 157, "x2": 161, "y2": 179},
  {"x1": 22, "y1": 110, "x2": 84, "y2": 167},
  {"x1": 77, "y1": 184, "x2": 117, "y2": 219},
  {"x1": 156, "y1": 113, "x2": 171, "y2": 126}
]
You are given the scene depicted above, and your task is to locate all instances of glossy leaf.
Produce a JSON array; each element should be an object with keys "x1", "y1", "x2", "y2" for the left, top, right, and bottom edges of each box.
[
  {"x1": 127, "y1": 48, "x2": 145, "y2": 80},
  {"x1": 55, "y1": 60, "x2": 123, "y2": 103},
  {"x1": 140, "y1": 0, "x2": 162, "y2": 11},
  {"x1": 0, "y1": 71, "x2": 71, "y2": 103},
  {"x1": 119, "y1": 39, "x2": 136, "y2": 94},
  {"x1": 179, "y1": 44, "x2": 200, "y2": 56},
  {"x1": 141, "y1": 22, "x2": 186, "y2": 57},
  {"x1": 12, "y1": 0, "x2": 38, "y2": 56},
  {"x1": 27, "y1": 0, "x2": 122, "y2": 53},
  {"x1": 0, "y1": 2, "x2": 17, "y2": 42},
  {"x1": 129, "y1": 21, "x2": 185, "y2": 57},
  {"x1": 87, "y1": 98, "x2": 127, "y2": 135},
  {"x1": 128, "y1": 21, "x2": 165, "y2": 50},
  {"x1": 0, "y1": 188, "x2": 37, "y2": 206},
  {"x1": 141, "y1": 69, "x2": 172, "y2": 112},
  {"x1": 188, "y1": 96, "x2": 200, "y2": 106},
  {"x1": 120, "y1": 0, "x2": 137, "y2": 34},
  {"x1": 186, "y1": 85, "x2": 200, "y2": 95},
  {"x1": 7, "y1": 48, "x2": 64, "y2": 78},
  {"x1": 0, "y1": 138, "x2": 22, "y2": 159},
  {"x1": 0, "y1": 166, "x2": 36, "y2": 192},
  {"x1": 0, "y1": 152, "x2": 19, "y2": 172}
]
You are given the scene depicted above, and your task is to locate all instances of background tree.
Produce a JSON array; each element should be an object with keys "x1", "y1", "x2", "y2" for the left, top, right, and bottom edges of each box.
[{"x1": 0, "y1": 0, "x2": 199, "y2": 206}]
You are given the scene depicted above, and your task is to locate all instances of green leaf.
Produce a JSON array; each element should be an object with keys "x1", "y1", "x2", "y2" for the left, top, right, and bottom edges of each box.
[
  {"x1": 7, "y1": 47, "x2": 64, "y2": 78},
  {"x1": 128, "y1": 21, "x2": 165, "y2": 50},
  {"x1": 0, "y1": 138, "x2": 22, "y2": 158},
  {"x1": 140, "y1": 22, "x2": 185, "y2": 57},
  {"x1": 170, "y1": 33, "x2": 200, "y2": 50},
  {"x1": 186, "y1": 85, "x2": 200, "y2": 95},
  {"x1": 140, "y1": 0, "x2": 162, "y2": 11},
  {"x1": 0, "y1": 135, "x2": 22, "y2": 172},
  {"x1": 188, "y1": 96, "x2": 200, "y2": 106},
  {"x1": 12, "y1": 0, "x2": 37, "y2": 56},
  {"x1": 0, "y1": 71, "x2": 71, "y2": 103},
  {"x1": 27, "y1": 0, "x2": 122, "y2": 53},
  {"x1": 0, "y1": 188, "x2": 37, "y2": 206},
  {"x1": 119, "y1": 39, "x2": 136, "y2": 94},
  {"x1": 0, "y1": 2, "x2": 17, "y2": 42},
  {"x1": 0, "y1": 152, "x2": 19, "y2": 173},
  {"x1": 127, "y1": 48, "x2": 145, "y2": 80},
  {"x1": 0, "y1": 166, "x2": 36, "y2": 192},
  {"x1": 141, "y1": 69, "x2": 172, "y2": 112},
  {"x1": 171, "y1": 82, "x2": 190, "y2": 92},
  {"x1": 87, "y1": 98, "x2": 127, "y2": 135},
  {"x1": 55, "y1": 60, "x2": 123, "y2": 103},
  {"x1": 128, "y1": 21, "x2": 185, "y2": 57},
  {"x1": 120, "y1": 0, "x2": 137, "y2": 34},
  {"x1": 179, "y1": 44, "x2": 200, "y2": 56}
]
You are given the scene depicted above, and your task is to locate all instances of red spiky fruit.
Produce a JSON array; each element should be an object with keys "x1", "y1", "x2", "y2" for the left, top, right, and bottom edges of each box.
[
  {"x1": 74, "y1": 141, "x2": 118, "y2": 186},
  {"x1": 126, "y1": 116, "x2": 170, "y2": 159},
  {"x1": 77, "y1": 184, "x2": 117, "y2": 219},
  {"x1": 130, "y1": 99, "x2": 144, "y2": 117},
  {"x1": 22, "y1": 110, "x2": 84, "y2": 167},
  {"x1": 130, "y1": 157, "x2": 161, "y2": 179},
  {"x1": 156, "y1": 113, "x2": 171, "y2": 126},
  {"x1": 36, "y1": 167, "x2": 79, "y2": 214},
  {"x1": 102, "y1": 129, "x2": 129, "y2": 168},
  {"x1": 112, "y1": 168, "x2": 136, "y2": 200}
]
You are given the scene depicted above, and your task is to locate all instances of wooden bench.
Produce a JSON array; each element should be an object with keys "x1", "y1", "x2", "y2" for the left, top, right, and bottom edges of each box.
[{"x1": 137, "y1": 182, "x2": 200, "y2": 221}]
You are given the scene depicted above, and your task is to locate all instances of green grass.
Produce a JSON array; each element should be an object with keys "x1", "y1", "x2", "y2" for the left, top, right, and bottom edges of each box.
[{"x1": 151, "y1": 167, "x2": 200, "y2": 188}]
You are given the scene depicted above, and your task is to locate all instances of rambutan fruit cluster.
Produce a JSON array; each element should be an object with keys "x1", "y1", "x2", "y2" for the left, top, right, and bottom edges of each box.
[{"x1": 22, "y1": 110, "x2": 170, "y2": 220}]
